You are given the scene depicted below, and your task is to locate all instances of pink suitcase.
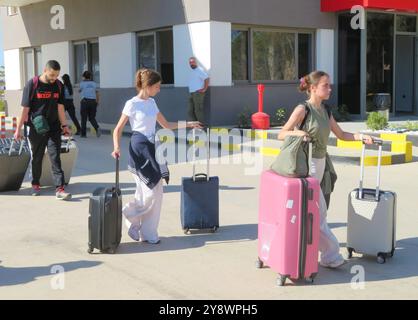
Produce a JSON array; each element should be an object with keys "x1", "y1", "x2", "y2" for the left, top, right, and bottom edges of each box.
[{"x1": 256, "y1": 170, "x2": 320, "y2": 286}]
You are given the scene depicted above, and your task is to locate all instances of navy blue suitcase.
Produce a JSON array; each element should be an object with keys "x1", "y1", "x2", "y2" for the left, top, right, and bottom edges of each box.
[{"x1": 181, "y1": 129, "x2": 219, "y2": 234}]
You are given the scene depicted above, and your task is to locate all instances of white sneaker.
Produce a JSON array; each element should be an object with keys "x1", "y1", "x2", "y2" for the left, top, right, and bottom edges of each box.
[
  {"x1": 320, "y1": 257, "x2": 346, "y2": 269},
  {"x1": 128, "y1": 224, "x2": 140, "y2": 242}
]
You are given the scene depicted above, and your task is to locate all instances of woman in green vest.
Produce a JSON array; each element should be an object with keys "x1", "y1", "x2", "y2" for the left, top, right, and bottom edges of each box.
[{"x1": 278, "y1": 70, "x2": 374, "y2": 269}]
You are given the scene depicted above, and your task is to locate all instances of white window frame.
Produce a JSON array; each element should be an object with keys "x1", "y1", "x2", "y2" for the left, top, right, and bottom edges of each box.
[
  {"x1": 73, "y1": 39, "x2": 100, "y2": 85},
  {"x1": 7, "y1": 6, "x2": 18, "y2": 16},
  {"x1": 232, "y1": 25, "x2": 315, "y2": 84},
  {"x1": 21, "y1": 47, "x2": 42, "y2": 85},
  {"x1": 137, "y1": 28, "x2": 174, "y2": 86}
]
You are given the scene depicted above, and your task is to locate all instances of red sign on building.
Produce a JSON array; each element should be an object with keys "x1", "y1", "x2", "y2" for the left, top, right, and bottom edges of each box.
[{"x1": 321, "y1": 0, "x2": 418, "y2": 13}]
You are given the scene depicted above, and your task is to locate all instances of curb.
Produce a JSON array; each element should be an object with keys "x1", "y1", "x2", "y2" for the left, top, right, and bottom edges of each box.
[{"x1": 77, "y1": 125, "x2": 413, "y2": 167}]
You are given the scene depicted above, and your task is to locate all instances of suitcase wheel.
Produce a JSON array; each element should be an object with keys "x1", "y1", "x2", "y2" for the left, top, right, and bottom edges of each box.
[
  {"x1": 210, "y1": 226, "x2": 218, "y2": 233},
  {"x1": 305, "y1": 277, "x2": 314, "y2": 284},
  {"x1": 347, "y1": 247, "x2": 355, "y2": 259},
  {"x1": 305, "y1": 275, "x2": 316, "y2": 284},
  {"x1": 87, "y1": 247, "x2": 94, "y2": 254},
  {"x1": 389, "y1": 248, "x2": 395, "y2": 258},
  {"x1": 377, "y1": 253, "x2": 386, "y2": 264},
  {"x1": 255, "y1": 258, "x2": 264, "y2": 269},
  {"x1": 277, "y1": 275, "x2": 287, "y2": 287}
]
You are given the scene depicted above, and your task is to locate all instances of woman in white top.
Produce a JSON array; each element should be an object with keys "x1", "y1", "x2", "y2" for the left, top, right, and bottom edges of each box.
[{"x1": 112, "y1": 69, "x2": 202, "y2": 244}]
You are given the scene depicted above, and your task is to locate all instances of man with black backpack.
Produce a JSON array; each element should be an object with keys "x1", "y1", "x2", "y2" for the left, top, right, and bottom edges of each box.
[{"x1": 14, "y1": 60, "x2": 72, "y2": 200}]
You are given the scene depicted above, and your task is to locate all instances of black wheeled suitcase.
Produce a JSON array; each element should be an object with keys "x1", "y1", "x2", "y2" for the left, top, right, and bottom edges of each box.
[
  {"x1": 0, "y1": 138, "x2": 31, "y2": 192},
  {"x1": 181, "y1": 129, "x2": 219, "y2": 234},
  {"x1": 88, "y1": 158, "x2": 122, "y2": 254}
]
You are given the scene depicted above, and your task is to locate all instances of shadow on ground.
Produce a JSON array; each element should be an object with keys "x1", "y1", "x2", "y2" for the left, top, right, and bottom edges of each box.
[
  {"x1": 117, "y1": 224, "x2": 258, "y2": 254},
  {"x1": 0, "y1": 260, "x2": 102, "y2": 287},
  {"x1": 256, "y1": 237, "x2": 418, "y2": 287}
]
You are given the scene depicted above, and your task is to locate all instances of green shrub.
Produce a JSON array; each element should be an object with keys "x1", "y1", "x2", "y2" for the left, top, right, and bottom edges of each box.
[
  {"x1": 237, "y1": 106, "x2": 251, "y2": 128},
  {"x1": 404, "y1": 121, "x2": 418, "y2": 131},
  {"x1": 366, "y1": 112, "x2": 388, "y2": 131}
]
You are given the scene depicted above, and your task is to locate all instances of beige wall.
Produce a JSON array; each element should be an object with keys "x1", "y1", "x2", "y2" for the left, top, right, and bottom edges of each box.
[
  {"x1": 1, "y1": 0, "x2": 336, "y2": 51},
  {"x1": 1, "y1": 0, "x2": 210, "y2": 50},
  {"x1": 210, "y1": 0, "x2": 335, "y2": 29}
]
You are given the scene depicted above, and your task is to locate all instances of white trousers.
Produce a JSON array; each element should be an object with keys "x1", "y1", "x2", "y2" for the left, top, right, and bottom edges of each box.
[
  {"x1": 122, "y1": 176, "x2": 163, "y2": 242},
  {"x1": 310, "y1": 158, "x2": 344, "y2": 264}
]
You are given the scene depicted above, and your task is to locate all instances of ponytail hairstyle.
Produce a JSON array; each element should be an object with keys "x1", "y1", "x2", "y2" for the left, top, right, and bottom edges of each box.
[
  {"x1": 62, "y1": 74, "x2": 73, "y2": 96},
  {"x1": 135, "y1": 68, "x2": 162, "y2": 92},
  {"x1": 299, "y1": 71, "x2": 329, "y2": 95}
]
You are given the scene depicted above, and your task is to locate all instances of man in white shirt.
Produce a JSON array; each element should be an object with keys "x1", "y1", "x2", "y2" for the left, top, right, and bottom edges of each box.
[{"x1": 188, "y1": 57, "x2": 209, "y2": 124}]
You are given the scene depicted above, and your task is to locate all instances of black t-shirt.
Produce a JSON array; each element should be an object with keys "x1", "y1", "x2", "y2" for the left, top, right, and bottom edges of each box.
[{"x1": 21, "y1": 78, "x2": 65, "y2": 132}]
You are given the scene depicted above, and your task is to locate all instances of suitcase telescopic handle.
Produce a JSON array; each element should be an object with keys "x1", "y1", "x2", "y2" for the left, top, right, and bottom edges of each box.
[
  {"x1": 359, "y1": 138, "x2": 384, "y2": 201},
  {"x1": 307, "y1": 213, "x2": 314, "y2": 245},
  {"x1": 65, "y1": 135, "x2": 72, "y2": 152},
  {"x1": 192, "y1": 128, "x2": 210, "y2": 182},
  {"x1": 115, "y1": 156, "x2": 120, "y2": 190},
  {"x1": 303, "y1": 137, "x2": 313, "y2": 176},
  {"x1": 8, "y1": 139, "x2": 26, "y2": 156}
]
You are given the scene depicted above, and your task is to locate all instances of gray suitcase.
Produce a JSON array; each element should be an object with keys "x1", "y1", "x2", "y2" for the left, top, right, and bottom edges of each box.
[
  {"x1": 40, "y1": 136, "x2": 78, "y2": 186},
  {"x1": 0, "y1": 139, "x2": 31, "y2": 192},
  {"x1": 347, "y1": 139, "x2": 396, "y2": 264}
]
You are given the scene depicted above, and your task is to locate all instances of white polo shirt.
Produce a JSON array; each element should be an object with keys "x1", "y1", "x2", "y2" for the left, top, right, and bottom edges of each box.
[{"x1": 188, "y1": 67, "x2": 209, "y2": 93}]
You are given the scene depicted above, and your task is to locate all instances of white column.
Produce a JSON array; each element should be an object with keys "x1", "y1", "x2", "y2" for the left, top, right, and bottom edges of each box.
[
  {"x1": 41, "y1": 41, "x2": 72, "y2": 78},
  {"x1": 210, "y1": 21, "x2": 232, "y2": 87},
  {"x1": 173, "y1": 21, "x2": 232, "y2": 88},
  {"x1": 316, "y1": 29, "x2": 335, "y2": 83},
  {"x1": 4, "y1": 49, "x2": 22, "y2": 90},
  {"x1": 99, "y1": 33, "x2": 137, "y2": 88}
]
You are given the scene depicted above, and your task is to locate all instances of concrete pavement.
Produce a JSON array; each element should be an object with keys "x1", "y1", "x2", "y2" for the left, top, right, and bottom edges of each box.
[{"x1": 0, "y1": 134, "x2": 418, "y2": 299}]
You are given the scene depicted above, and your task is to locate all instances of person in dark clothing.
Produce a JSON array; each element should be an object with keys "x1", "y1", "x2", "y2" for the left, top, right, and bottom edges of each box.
[
  {"x1": 62, "y1": 74, "x2": 81, "y2": 135},
  {"x1": 14, "y1": 60, "x2": 72, "y2": 200},
  {"x1": 79, "y1": 71, "x2": 101, "y2": 138}
]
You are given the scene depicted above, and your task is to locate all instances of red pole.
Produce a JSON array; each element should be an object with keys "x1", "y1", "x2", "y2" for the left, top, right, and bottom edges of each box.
[{"x1": 258, "y1": 84, "x2": 265, "y2": 113}]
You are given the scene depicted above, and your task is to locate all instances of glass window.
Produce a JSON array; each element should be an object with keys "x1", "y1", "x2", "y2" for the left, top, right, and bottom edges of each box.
[
  {"x1": 252, "y1": 31, "x2": 296, "y2": 81},
  {"x1": 138, "y1": 30, "x2": 174, "y2": 84},
  {"x1": 23, "y1": 49, "x2": 35, "y2": 83},
  {"x1": 156, "y1": 30, "x2": 174, "y2": 84},
  {"x1": 396, "y1": 15, "x2": 417, "y2": 33},
  {"x1": 74, "y1": 41, "x2": 100, "y2": 84},
  {"x1": 138, "y1": 34, "x2": 155, "y2": 70},
  {"x1": 74, "y1": 43, "x2": 87, "y2": 84},
  {"x1": 90, "y1": 42, "x2": 100, "y2": 84},
  {"x1": 231, "y1": 30, "x2": 248, "y2": 81},
  {"x1": 35, "y1": 48, "x2": 43, "y2": 76},
  {"x1": 367, "y1": 13, "x2": 394, "y2": 112},
  {"x1": 298, "y1": 33, "x2": 312, "y2": 79},
  {"x1": 338, "y1": 13, "x2": 361, "y2": 115}
]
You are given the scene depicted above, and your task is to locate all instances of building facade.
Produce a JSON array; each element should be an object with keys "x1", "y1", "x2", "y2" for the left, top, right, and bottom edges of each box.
[{"x1": 1, "y1": 0, "x2": 417, "y2": 126}]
